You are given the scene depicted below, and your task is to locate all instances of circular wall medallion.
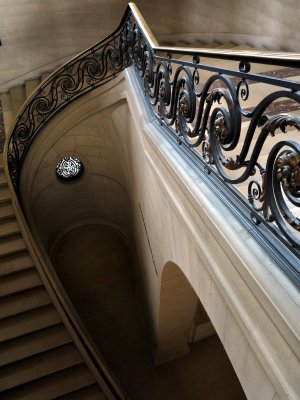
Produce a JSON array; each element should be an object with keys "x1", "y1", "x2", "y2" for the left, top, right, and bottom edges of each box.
[{"x1": 56, "y1": 156, "x2": 83, "y2": 181}]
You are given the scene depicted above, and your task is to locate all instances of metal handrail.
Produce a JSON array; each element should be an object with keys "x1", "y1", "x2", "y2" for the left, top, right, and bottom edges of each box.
[
  {"x1": 128, "y1": 3, "x2": 300, "y2": 67},
  {"x1": 8, "y1": 192, "x2": 129, "y2": 399},
  {"x1": 5, "y1": 3, "x2": 300, "y2": 284}
]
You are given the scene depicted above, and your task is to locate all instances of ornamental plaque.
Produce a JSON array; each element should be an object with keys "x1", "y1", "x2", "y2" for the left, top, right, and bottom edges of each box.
[{"x1": 56, "y1": 156, "x2": 83, "y2": 181}]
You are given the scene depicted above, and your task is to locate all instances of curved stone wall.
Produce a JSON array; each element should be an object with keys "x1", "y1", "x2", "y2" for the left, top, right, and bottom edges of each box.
[
  {"x1": 1, "y1": 0, "x2": 299, "y2": 90},
  {"x1": 20, "y1": 77, "x2": 131, "y2": 252},
  {"x1": 19, "y1": 68, "x2": 300, "y2": 400}
]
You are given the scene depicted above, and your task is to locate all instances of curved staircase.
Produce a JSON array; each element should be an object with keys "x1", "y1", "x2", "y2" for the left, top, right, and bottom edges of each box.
[
  {"x1": 0, "y1": 156, "x2": 123, "y2": 399},
  {"x1": 0, "y1": 3, "x2": 300, "y2": 399},
  {"x1": 0, "y1": 71, "x2": 52, "y2": 141}
]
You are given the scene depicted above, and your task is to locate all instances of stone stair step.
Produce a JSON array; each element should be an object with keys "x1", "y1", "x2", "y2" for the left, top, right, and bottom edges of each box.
[
  {"x1": 0, "y1": 343, "x2": 82, "y2": 392},
  {"x1": 0, "y1": 168, "x2": 7, "y2": 185},
  {"x1": 41, "y1": 71, "x2": 52, "y2": 82},
  {"x1": 214, "y1": 43, "x2": 236, "y2": 50},
  {"x1": 0, "y1": 305, "x2": 61, "y2": 343},
  {"x1": 9, "y1": 85, "x2": 26, "y2": 121},
  {"x1": 0, "y1": 235, "x2": 26, "y2": 258},
  {"x1": 0, "y1": 186, "x2": 11, "y2": 203},
  {"x1": 0, "y1": 251, "x2": 34, "y2": 277},
  {"x1": 53, "y1": 384, "x2": 106, "y2": 400},
  {"x1": 0, "y1": 201, "x2": 14, "y2": 222},
  {"x1": 0, "y1": 218, "x2": 20, "y2": 239},
  {"x1": 0, "y1": 93, "x2": 14, "y2": 133},
  {"x1": 198, "y1": 41, "x2": 220, "y2": 48},
  {"x1": 0, "y1": 181, "x2": 7, "y2": 189},
  {"x1": 0, "y1": 364, "x2": 96, "y2": 400},
  {"x1": 0, "y1": 324, "x2": 71, "y2": 367},
  {"x1": 25, "y1": 79, "x2": 41, "y2": 100},
  {"x1": 0, "y1": 286, "x2": 51, "y2": 319},
  {"x1": 0, "y1": 268, "x2": 42, "y2": 298}
]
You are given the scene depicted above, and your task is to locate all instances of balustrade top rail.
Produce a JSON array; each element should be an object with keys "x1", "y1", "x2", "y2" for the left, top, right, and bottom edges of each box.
[
  {"x1": 130, "y1": 3, "x2": 300, "y2": 67},
  {"x1": 5, "y1": 3, "x2": 300, "y2": 285}
]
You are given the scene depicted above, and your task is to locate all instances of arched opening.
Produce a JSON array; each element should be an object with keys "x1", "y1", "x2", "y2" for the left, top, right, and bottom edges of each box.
[
  {"x1": 155, "y1": 261, "x2": 247, "y2": 399},
  {"x1": 51, "y1": 223, "x2": 153, "y2": 398},
  {"x1": 19, "y1": 87, "x2": 247, "y2": 399}
]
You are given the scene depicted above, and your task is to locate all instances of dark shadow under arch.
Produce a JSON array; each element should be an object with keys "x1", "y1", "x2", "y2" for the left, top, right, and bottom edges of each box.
[{"x1": 155, "y1": 261, "x2": 247, "y2": 399}]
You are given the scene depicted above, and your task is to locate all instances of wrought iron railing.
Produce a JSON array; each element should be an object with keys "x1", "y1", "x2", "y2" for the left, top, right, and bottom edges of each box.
[{"x1": 6, "y1": 3, "x2": 300, "y2": 269}]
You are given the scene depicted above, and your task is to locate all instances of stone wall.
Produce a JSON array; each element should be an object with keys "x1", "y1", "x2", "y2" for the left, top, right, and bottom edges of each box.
[
  {"x1": 18, "y1": 70, "x2": 300, "y2": 400},
  {"x1": 1, "y1": 0, "x2": 299, "y2": 91},
  {"x1": 0, "y1": 101, "x2": 5, "y2": 152}
]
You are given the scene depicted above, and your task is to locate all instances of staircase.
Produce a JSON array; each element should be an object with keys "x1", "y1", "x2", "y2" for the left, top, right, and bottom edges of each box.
[
  {"x1": 0, "y1": 155, "x2": 113, "y2": 399},
  {"x1": 0, "y1": 2, "x2": 299, "y2": 396},
  {"x1": 0, "y1": 71, "x2": 52, "y2": 138}
]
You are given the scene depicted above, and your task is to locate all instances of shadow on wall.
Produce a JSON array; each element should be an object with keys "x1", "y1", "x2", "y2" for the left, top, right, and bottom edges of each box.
[
  {"x1": 155, "y1": 261, "x2": 247, "y2": 398},
  {"x1": 51, "y1": 226, "x2": 247, "y2": 400},
  {"x1": 0, "y1": 100, "x2": 5, "y2": 152}
]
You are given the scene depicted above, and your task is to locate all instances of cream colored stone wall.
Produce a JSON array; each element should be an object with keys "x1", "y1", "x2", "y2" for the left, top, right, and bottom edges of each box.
[
  {"x1": 19, "y1": 69, "x2": 300, "y2": 400},
  {"x1": 155, "y1": 262, "x2": 200, "y2": 365},
  {"x1": 124, "y1": 69, "x2": 300, "y2": 400},
  {"x1": 0, "y1": 0, "x2": 299, "y2": 91},
  {"x1": 20, "y1": 76, "x2": 132, "y2": 252}
]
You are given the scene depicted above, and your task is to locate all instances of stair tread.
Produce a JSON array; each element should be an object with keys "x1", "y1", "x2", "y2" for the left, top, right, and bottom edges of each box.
[
  {"x1": 25, "y1": 78, "x2": 41, "y2": 99},
  {"x1": 0, "y1": 286, "x2": 51, "y2": 319},
  {"x1": 0, "y1": 304, "x2": 61, "y2": 343},
  {"x1": 0, "y1": 324, "x2": 72, "y2": 367},
  {"x1": 0, "y1": 202, "x2": 14, "y2": 221},
  {"x1": 0, "y1": 343, "x2": 83, "y2": 392},
  {"x1": 54, "y1": 384, "x2": 106, "y2": 400},
  {"x1": 0, "y1": 251, "x2": 33, "y2": 277},
  {"x1": 0, "y1": 180, "x2": 8, "y2": 188},
  {"x1": 0, "y1": 235, "x2": 26, "y2": 258},
  {"x1": 0, "y1": 268, "x2": 42, "y2": 298},
  {"x1": 0, "y1": 364, "x2": 96, "y2": 400},
  {"x1": 9, "y1": 85, "x2": 26, "y2": 120},
  {"x1": 0, "y1": 218, "x2": 20, "y2": 238},
  {"x1": 0, "y1": 186, "x2": 11, "y2": 203},
  {"x1": 41, "y1": 71, "x2": 52, "y2": 82}
]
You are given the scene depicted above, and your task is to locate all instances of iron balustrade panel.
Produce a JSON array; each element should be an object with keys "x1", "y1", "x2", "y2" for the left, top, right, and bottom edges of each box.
[
  {"x1": 126, "y1": 15, "x2": 300, "y2": 256},
  {"x1": 7, "y1": 7, "x2": 133, "y2": 193},
  {"x1": 6, "y1": 3, "x2": 300, "y2": 261}
]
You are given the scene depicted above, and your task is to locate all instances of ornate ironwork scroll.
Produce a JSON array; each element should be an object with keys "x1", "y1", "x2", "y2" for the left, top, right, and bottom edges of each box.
[
  {"x1": 7, "y1": 7, "x2": 133, "y2": 190},
  {"x1": 125, "y1": 16, "x2": 300, "y2": 253},
  {"x1": 6, "y1": 3, "x2": 300, "y2": 254}
]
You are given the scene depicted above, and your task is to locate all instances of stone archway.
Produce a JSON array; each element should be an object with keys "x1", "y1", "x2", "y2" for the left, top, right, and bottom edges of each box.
[{"x1": 155, "y1": 261, "x2": 216, "y2": 365}]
